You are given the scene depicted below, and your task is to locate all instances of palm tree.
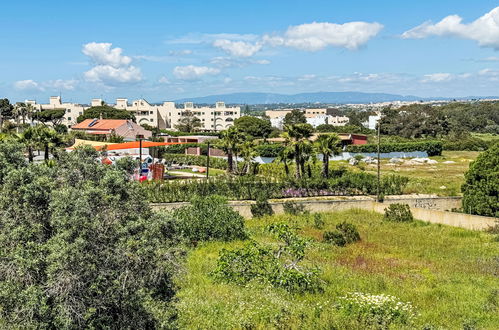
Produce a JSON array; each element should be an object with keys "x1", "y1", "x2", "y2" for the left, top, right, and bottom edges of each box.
[
  {"x1": 275, "y1": 143, "x2": 294, "y2": 177},
  {"x1": 283, "y1": 123, "x2": 313, "y2": 179},
  {"x1": 239, "y1": 141, "x2": 257, "y2": 175},
  {"x1": 315, "y1": 133, "x2": 341, "y2": 178},
  {"x1": 13, "y1": 103, "x2": 26, "y2": 133},
  {"x1": 17, "y1": 127, "x2": 37, "y2": 162},
  {"x1": 300, "y1": 140, "x2": 317, "y2": 178},
  {"x1": 218, "y1": 127, "x2": 244, "y2": 174},
  {"x1": 25, "y1": 103, "x2": 35, "y2": 125}
]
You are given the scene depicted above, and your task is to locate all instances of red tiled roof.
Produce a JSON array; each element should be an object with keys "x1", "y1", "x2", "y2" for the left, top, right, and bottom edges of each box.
[
  {"x1": 72, "y1": 119, "x2": 129, "y2": 130},
  {"x1": 94, "y1": 141, "x2": 186, "y2": 151}
]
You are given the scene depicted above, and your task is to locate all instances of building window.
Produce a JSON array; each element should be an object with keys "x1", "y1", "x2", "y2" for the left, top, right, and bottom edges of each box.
[
  {"x1": 67, "y1": 117, "x2": 71, "y2": 121},
  {"x1": 150, "y1": 119, "x2": 154, "y2": 122},
  {"x1": 150, "y1": 111, "x2": 153, "y2": 114}
]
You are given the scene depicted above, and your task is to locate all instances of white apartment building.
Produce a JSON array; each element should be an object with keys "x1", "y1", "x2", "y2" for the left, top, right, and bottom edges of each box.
[
  {"x1": 26, "y1": 96, "x2": 85, "y2": 126},
  {"x1": 265, "y1": 108, "x2": 349, "y2": 129},
  {"x1": 113, "y1": 99, "x2": 240, "y2": 131}
]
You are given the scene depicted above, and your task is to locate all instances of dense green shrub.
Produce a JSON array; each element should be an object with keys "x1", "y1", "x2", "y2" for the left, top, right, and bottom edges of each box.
[
  {"x1": 442, "y1": 137, "x2": 493, "y2": 151},
  {"x1": 172, "y1": 195, "x2": 246, "y2": 242},
  {"x1": 346, "y1": 141, "x2": 442, "y2": 156},
  {"x1": 384, "y1": 203, "x2": 414, "y2": 222},
  {"x1": 255, "y1": 143, "x2": 285, "y2": 157},
  {"x1": 462, "y1": 143, "x2": 499, "y2": 217},
  {"x1": 251, "y1": 194, "x2": 274, "y2": 218},
  {"x1": 283, "y1": 201, "x2": 307, "y2": 215},
  {"x1": 212, "y1": 224, "x2": 322, "y2": 293},
  {"x1": 0, "y1": 146, "x2": 182, "y2": 329},
  {"x1": 323, "y1": 222, "x2": 361, "y2": 246}
]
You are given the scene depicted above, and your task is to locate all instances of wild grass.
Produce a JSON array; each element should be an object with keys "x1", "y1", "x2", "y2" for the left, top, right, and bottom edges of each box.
[{"x1": 174, "y1": 209, "x2": 499, "y2": 329}]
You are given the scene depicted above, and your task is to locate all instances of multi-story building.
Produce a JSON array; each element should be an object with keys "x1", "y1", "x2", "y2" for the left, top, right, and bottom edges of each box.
[
  {"x1": 24, "y1": 97, "x2": 240, "y2": 131},
  {"x1": 265, "y1": 108, "x2": 349, "y2": 129},
  {"x1": 26, "y1": 96, "x2": 85, "y2": 126}
]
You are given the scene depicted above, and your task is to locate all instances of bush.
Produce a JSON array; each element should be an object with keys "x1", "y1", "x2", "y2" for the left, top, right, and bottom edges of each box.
[
  {"x1": 212, "y1": 224, "x2": 322, "y2": 293},
  {"x1": 337, "y1": 292, "x2": 416, "y2": 328},
  {"x1": 323, "y1": 221, "x2": 361, "y2": 246},
  {"x1": 172, "y1": 195, "x2": 246, "y2": 242},
  {"x1": 251, "y1": 194, "x2": 274, "y2": 218},
  {"x1": 255, "y1": 143, "x2": 285, "y2": 157},
  {"x1": 313, "y1": 213, "x2": 325, "y2": 229},
  {"x1": 384, "y1": 203, "x2": 414, "y2": 222},
  {"x1": 462, "y1": 142, "x2": 499, "y2": 217},
  {"x1": 283, "y1": 201, "x2": 307, "y2": 215},
  {"x1": 347, "y1": 141, "x2": 442, "y2": 156}
]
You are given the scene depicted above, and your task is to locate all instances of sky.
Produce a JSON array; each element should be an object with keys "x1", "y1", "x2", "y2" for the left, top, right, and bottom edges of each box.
[{"x1": 2, "y1": 0, "x2": 499, "y2": 103}]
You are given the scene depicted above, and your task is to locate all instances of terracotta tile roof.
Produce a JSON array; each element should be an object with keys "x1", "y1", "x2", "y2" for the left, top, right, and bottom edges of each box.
[{"x1": 72, "y1": 119, "x2": 129, "y2": 130}]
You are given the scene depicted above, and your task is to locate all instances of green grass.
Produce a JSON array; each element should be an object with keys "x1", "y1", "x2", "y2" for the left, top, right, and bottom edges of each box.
[
  {"x1": 174, "y1": 209, "x2": 499, "y2": 329},
  {"x1": 348, "y1": 151, "x2": 481, "y2": 196},
  {"x1": 168, "y1": 168, "x2": 225, "y2": 177}
]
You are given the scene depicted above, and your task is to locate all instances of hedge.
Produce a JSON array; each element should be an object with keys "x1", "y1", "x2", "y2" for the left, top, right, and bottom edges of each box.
[
  {"x1": 346, "y1": 141, "x2": 443, "y2": 156},
  {"x1": 159, "y1": 130, "x2": 220, "y2": 137},
  {"x1": 144, "y1": 172, "x2": 409, "y2": 203},
  {"x1": 255, "y1": 144, "x2": 285, "y2": 157}
]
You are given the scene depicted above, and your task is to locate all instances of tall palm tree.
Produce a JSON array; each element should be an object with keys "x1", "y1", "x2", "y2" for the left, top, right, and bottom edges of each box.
[
  {"x1": 25, "y1": 103, "x2": 35, "y2": 125},
  {"x1": 275, "y1": 143, "x2": 294, "y2": 177},
  {"x1": 315, "y1": 133, "x2": 341, "y2": 178},
  {"x1": 13, "y1": 103, "x2": 27, "y2": 133},
  {"x1": 300, "y1": 140, "x2": 317, "y2": 178},
  {"x1": 283, "y1": 123, "x2": 313, "y2": 179},
  {"x1": 218, "y1": 127, "x2": 244, "y2": 174},
  {"x1": 239, "y1": 141, "x2": 257, "y2": 175},
  {"x1": 17, "y1": 126, "x2": 37, "y2": 162}
]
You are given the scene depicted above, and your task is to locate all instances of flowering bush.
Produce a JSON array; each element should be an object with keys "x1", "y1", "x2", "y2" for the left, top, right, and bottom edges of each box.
[{"x1": 337, "y1": 292, "x2": 416, "y2": 328}]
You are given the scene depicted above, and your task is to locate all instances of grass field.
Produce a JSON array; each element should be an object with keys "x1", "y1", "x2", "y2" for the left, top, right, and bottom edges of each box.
[
  {"x1": 351, "y1": 151, "x2": 481, "y2": 196},
  {"x1": 174, "y1": 209, "x2": 499, "y2": 329}
]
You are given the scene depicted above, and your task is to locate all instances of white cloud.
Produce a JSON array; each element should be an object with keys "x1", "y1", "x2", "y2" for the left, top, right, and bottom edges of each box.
[
  {"x1": 82, "y1": 42, "x2": 142, "y2": 84},
  {"x1": 47, "y1": 79, "x2": 78, "y2": 90},
  {"x1": 263, "y1": 21, "x2": 383, "y2": 51},
  {"x1": 13, "y1": 79, "x2": 43, "y2": 91},
  {"x1": 82, "y1": 42, "x2": 132, "y2": 67},
  {"x1": 84, "y1": 65, "x2": 142, "y2": 84},
  {"x1": 254, "y1": 59, "x2": 271, "y2": 65},
  {"x1": 421, "y1": 73, "x2": 454, "y2": 82},
  {"x1": 168, "y1": 49, "x2": 193, "y2": 56},
  {"x1": 158, "y1": 76, "x2": 170, "y2": 84},
  {"x1": 173, "y1": 65, "x2": 220, "y2": 80},
  {"x1": 402, "y1": 7, "x2": 499, "y2": 49},
  {"x1": 213, "y1": 39, "x2": 262, "y2": 57}
]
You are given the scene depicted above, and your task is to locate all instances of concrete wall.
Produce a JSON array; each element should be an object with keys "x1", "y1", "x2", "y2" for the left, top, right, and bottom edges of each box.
[{"x1": 151, "y1": 195, "x2": 496, "y2": 231}]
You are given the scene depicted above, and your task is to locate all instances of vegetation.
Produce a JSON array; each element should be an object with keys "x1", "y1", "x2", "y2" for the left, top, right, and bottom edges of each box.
[
  {"x1": 174, "y1": 111, "x2": 202, "y2": 132},
  {"x1": 234, "y1": 115, "x2": 272, "y2": 138},
  {"x1": 32, "y1": 108, "x2": 66, "y2": 126},
  {"x1": 76, "y1": 105, "x2": 135, "y2": 122},
  {"x1": 0, "y1": 146, "x2": 183, "y2": 328},
  {"x1": 251, "y1": 194, "x2": 274, "y2": 218},
  {"x1": 383, "y1": 203, "x2": 414, "y2": 222},
  {"x1": 171, "y1": 195, "x2": 246, "y2": 243},
  {"x1": 174, "y1": 209, "x2": 499, "y2": 329},
  {"x1": 462, "y1": 142, "x2": 499, "y2": 217},
  {"x1": 283, "y1": 109, "x2": 307, "y2": 126},
  {"x1": 323, "y1": 221, "x2": 361, "y2": 246},
  {"x1": 283, "y1": 200, "x2": 307, "y2": 215},
  {"x1": 346, "y1": 140, "x2": 443, "y2": 156}
]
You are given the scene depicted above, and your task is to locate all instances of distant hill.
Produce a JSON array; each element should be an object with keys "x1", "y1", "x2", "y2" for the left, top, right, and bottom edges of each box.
[{"x1": 174, "y1": 92, "x2": 424, "y2": 104}]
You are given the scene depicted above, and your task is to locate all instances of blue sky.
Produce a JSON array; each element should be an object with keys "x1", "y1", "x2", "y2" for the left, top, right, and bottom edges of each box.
[{"x1": 2, "y1": 0, "x2": 499, "y2": 103}]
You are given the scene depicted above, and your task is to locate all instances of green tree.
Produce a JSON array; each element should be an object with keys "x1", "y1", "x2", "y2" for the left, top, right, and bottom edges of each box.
[
  {"x1": 0, "y1": 98, "x2": 14, "y2": 132},
  {"x1": 0, "y1": 147, "x2": 183, "y2": 328},
  {"x1": 315, "y1": 133, "x2": 341, "y2": 178},
  {"x1": 76, "y1": 105, "x2": 135, "y2": 123},
  {"x1": 174, "y1": 111, "x2": 202, "y2": 132},
  {"x1": 32, "y1": 109, "x2": 66, "y2": 126},
  {"x1": 218, "y1": 127, "x2": 244, "y2": 174},
  {"x1": 239, "y1": 141, "x2": 257, "y2": 174},
  {"x1": 283, "y1": 109, "x2": 307, "y2": 126},
  {"x1": 234, "y1": 116, "x2": 272, "y2": 138},
  {"x1": 275, "y1": 144, "x2": 294, "y2": 177},
  {"x1": 461, "y1": 142, "x2": 499, "y2": 217},
  {"x1": 284, "y1": 123, "x2": 314, "y2": 179}
]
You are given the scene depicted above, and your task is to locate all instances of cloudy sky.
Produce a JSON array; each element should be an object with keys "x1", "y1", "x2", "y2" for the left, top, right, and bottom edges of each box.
[{"x1": 2, "y1": 0, "x2": 499, "y2": 103}]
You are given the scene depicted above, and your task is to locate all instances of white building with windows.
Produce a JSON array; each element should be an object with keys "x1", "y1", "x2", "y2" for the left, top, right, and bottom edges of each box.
[
  {"x1": 25, "y1": 97, "x2": 240, "y2": 131},
  {"x1": 26, "y1": 96, "x2": 85, "y2": 126}
]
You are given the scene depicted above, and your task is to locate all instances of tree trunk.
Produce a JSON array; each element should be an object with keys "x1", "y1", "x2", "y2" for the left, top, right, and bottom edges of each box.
[
  {"x1": 307, "y1": 164, "x2": 312, "y2": 178},
  {"x1": 322, "y1": 153, "x2": 329, "y2": 178},
  {"x1": 44, "y1": 144, "x2": 49, "y2": 161},
  {"x1": 294, "y1": 144, "x2": 301, "y2": 179},
  {"x1": 227, "y1": 150, "x2": 233, "y2": 173},
  {"x1": 28, "y1": 146, "x2": 34, "y2": 163},
  {"x1": 284, "y1": 162, "x2": 289, "y2": 176}
]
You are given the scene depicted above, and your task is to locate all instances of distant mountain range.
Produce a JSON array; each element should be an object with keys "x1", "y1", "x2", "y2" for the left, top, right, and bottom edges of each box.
[{"x1": 173, "y1": 91, "x2": 498, "y2": 105}]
